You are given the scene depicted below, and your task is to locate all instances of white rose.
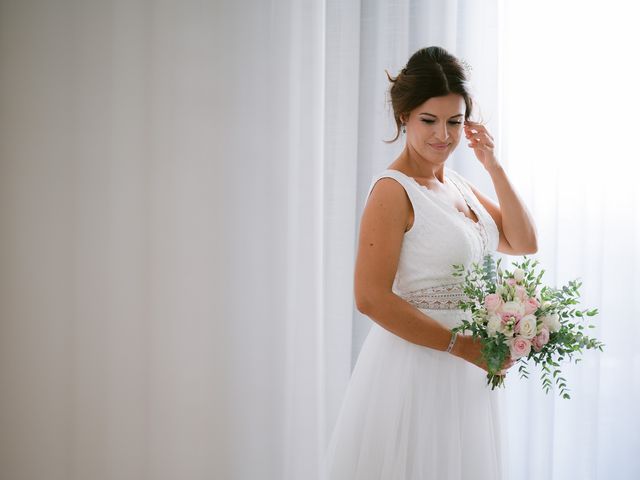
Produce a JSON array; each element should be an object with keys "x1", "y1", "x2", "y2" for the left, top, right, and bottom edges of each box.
[
  {"x1": 502, "y1": 300, "x2": 525, "y2": 317},
  {"x1": 542, "y1": 313, "x2": 561, "y2": 332},
  {"x1": 517, "y1": 314, "x2": 537, "y2": 339},
  {"x1": 486, "y1": 313, "x2": 502, "y2": 336},
  {"x1": 513, "y1": 268, "x2": 525, "y2": 283}
]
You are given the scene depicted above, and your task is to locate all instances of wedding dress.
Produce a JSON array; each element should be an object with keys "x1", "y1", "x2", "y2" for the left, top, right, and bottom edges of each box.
[{"x1": 324, "y1": 167, "x2": 509, "y2": 479}]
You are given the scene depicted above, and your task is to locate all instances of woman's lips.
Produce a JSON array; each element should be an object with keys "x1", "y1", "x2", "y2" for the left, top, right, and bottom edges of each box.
[{"x1": 429, "y1": 143, "x2": 449, "y2": 151}]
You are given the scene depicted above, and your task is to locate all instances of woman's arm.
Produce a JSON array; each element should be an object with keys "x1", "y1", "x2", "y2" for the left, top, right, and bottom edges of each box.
[
  {"x1": 462, "y1": 121, "x2": 538, "y2": 255},
  {"x1": 354, "y1": 177, "x2": 452, "y2": 351},
  {"x1": 465, "y1": 165, "x2": 538, "y2": 255}
]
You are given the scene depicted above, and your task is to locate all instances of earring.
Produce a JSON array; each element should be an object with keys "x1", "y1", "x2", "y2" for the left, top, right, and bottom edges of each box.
[{"x1": 401, "y1": 124, "x2": 406, "y2": 134}]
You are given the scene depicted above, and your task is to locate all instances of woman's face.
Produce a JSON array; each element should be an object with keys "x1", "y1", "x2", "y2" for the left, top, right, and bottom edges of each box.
[{"x1": 401, "y1": 93, "x2": 466, "y2": 163}]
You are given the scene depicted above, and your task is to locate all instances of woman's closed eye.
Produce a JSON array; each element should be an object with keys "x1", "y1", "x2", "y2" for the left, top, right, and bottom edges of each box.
[{"x1": 421, "y1": 120, "x2": 463, "y2": 125}]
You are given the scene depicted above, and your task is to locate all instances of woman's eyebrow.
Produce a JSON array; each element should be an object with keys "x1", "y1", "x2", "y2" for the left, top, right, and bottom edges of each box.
[{"x1": 419, "y1": 112, "x2": 464, "y2": 118}]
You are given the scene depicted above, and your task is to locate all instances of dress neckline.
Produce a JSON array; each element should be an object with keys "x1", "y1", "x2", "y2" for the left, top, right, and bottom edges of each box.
[{"x1": 385, "y1": 168, "x2": 482, "y2": 227}]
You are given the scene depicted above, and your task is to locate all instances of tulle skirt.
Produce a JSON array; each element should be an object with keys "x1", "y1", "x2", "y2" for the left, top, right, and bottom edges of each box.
[{"x1": 323, "y1": 308, "x2": 509, "y2": 480}]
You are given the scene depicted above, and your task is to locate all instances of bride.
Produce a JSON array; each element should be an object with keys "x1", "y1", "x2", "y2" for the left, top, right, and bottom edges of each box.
[{"x1": 324, "y1": 46, "x2": 538, "y2": 479}]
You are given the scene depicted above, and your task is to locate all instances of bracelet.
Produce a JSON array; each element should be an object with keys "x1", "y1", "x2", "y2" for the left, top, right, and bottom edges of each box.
[{"x1": 446, "y1": 331, "x2": 459, "y2": 353}]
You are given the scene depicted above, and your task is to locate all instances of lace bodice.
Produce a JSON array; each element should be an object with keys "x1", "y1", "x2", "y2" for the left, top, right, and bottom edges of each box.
[{"x1": 365, "y1": 167, "x2": 500, "y2": 309}]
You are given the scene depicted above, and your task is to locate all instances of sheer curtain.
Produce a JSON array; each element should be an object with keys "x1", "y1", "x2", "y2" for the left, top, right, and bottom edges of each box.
[
  {"x1": 499, "y1": 2, "x2": 640, "y2": 479},
  {"x1": 0, "y1": 1, "x2": 637, "y2": 479}
]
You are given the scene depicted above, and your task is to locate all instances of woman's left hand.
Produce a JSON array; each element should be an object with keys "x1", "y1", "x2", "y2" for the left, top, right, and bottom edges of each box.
[{"x1": 464, "y1": 121, "x2": 501, "y2": 171}]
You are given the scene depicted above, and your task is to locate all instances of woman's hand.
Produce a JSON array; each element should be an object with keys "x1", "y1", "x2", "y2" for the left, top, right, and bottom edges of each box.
[
  {"x1": 451, "y1": 334, "x2": 516, "y2": 374},
  {"x1": 464, "y1": 121, "x2": 501, "y2": 172}
]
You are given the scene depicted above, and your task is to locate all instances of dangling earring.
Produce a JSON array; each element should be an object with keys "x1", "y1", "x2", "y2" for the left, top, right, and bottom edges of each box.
[{"x1": 401, "y1": 123, "x2": 406, "y2": 134}]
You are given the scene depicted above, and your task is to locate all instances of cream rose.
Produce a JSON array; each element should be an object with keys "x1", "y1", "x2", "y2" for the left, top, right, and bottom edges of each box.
[
  {"x1": 516, "y1": 314, "x2": 537, "y2": 339},
  {"x1": 501, "y1": 300, "x2": 525, "y2": 317},
  {"x1": 542, "y1": 313, "x2": 561, "y2": 332},
  {"x1": 513, "y1": 268, "x2": 525, "y2": 283}
]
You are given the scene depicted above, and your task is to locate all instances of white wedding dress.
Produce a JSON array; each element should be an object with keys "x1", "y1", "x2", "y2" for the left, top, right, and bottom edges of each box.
[{"x1": 324, "y1": 167, "x2": 509, "y2": 479}]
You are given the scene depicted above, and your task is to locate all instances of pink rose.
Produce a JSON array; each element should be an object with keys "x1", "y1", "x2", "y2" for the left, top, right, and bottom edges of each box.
[
  {"x1": 501, "y1": 311, "x2": 522, "y2": 325},
  {"x1": 484, "y1": 293, "x2": 504, "y2": 313},
  {"x1": 523, "y1": 297, "x2": 540, "y2": 315},
  {"x1": 509, "y1": 337, "x2": 532, "y2": 359},
  {"x1": 506, "y1": 278, "x2": 517, "y2": 286},
  {"x1": 515, "y1": 285, "x2": 528, "y2": 301},
  {"x1": 532, "y1": 327, "x2": 550, "y2": 352}
]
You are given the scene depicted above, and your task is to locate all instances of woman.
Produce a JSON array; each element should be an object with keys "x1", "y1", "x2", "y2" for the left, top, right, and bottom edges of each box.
[{"x1": 324, "y1": 46, "x2": 538, "y2": 479}]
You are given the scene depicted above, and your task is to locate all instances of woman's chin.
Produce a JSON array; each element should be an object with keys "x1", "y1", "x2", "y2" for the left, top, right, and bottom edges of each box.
[{"x1": 424, "y1": 150, "x2": 451, "y2": 163}]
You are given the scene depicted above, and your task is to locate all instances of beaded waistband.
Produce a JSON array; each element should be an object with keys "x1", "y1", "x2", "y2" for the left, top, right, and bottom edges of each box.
[{"x1": 398, "y1": 282, "x2": 470, "y2": 310}]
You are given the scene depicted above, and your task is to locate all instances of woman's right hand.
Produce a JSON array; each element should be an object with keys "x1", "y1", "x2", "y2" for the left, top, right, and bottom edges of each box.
[{"x1": 451, "y1": 334, "x2": 515, "y2": 374}]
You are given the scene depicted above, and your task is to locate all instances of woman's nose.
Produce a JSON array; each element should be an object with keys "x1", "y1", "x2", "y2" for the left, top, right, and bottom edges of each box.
[{"x1": 436, "y1": 123, "x2": 449, "y2": 141}]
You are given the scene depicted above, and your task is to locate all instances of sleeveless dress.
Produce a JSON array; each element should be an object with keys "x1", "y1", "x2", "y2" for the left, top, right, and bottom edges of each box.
[{"x1": 324, "y1": 167, "x2": 509, "y2": 480}]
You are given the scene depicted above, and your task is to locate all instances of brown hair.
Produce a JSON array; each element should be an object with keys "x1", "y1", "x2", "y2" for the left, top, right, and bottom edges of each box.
[{"x1": 384, "y1": 46, "x2": 481, "y2": 143}]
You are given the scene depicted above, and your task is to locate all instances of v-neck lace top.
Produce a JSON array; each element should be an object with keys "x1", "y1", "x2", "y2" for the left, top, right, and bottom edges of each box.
[{"x1": 365, "y1": 167, "x2": 500, "y2": 297}]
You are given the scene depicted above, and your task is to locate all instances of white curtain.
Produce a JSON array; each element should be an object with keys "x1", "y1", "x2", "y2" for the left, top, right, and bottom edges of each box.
[
  {"x1": 0, "y1": 1, "x2": 637, "y2": 479},
  {"x1": 499, "y1": 2, "x2": 640, "y2": 479},
  {"x1": 1, "y1": 0, "x2": 336, "y2": 477}
]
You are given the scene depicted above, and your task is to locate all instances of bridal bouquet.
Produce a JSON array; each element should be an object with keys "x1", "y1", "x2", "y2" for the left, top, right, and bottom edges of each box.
[{"x1": 450, "y1": 255, "x2": 604, "y2": 399}]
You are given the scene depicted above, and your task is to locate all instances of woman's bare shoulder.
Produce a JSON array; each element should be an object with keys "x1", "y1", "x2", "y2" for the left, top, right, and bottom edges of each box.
[{"x1": 364, "y1": 176, "x2": 414, "y2": 233}]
